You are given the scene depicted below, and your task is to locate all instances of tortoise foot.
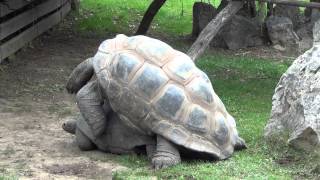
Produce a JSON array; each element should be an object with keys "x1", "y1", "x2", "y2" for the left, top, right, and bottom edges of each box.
[
  {"x1": 152, "y1": 152, "x2": 181, "y2": 169},
  {"x1": 152, "y1": 135, "x2": 181, "y2": 169}
]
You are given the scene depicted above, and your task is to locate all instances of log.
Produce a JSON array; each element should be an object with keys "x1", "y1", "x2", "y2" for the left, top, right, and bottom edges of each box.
[
  {"x1": 135, "y1": 0, "x2": 167, "y2": 35},
  {"x1": 187, "y1": 1, "x2": 244, "y2": 61},
  {"x1": 245, "y1": 0, "x2": 320, "y2": 8}
]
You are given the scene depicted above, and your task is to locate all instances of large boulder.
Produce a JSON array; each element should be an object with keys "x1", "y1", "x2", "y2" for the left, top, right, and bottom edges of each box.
[
  {"x1": 273, "y1": 4, "x2": 302, "y2": 29},
  {"x1": 220, "y1": 16, "x2": 265, "y2": 50},
  {"x1": 266, "y1": 16, "x2": 299, "y2": 50},
  {"x1": 210, "y1": 15, "x2": 265, "y2": 50},
  {"x1": 192, "y1": 2, "x2": 217, "y2": 37},
  {"x1": 264, "y1": 22, "x2": 320, "y2": 151}
]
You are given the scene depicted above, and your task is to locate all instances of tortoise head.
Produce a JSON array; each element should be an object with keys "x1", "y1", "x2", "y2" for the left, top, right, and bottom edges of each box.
[{"x1": 62, "y1": 119, "x2": 77, "y2": 134}]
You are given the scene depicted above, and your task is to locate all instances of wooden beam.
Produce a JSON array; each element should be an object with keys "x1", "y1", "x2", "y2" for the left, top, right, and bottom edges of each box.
[
  {"x1": 242, "y1": 0, "x2": 320, "y2": 8},
  {"x1": 187, "y1": 1, "x2": 244, "y2": 61},
  {"x1": 0, "y1": 0, "x2": 68, "y2": 41},
  {"x1": 0, "y1": 2, "x2": 71, "y2": 61}
]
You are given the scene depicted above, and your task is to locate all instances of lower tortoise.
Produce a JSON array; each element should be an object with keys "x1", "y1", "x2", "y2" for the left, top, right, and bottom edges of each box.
[{"x1": 64, "y1": 34, "x2": 246, "y2": 169}]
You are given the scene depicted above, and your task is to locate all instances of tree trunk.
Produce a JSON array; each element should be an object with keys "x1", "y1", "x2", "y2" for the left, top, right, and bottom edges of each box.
[
  {"x1": 216, "y1": 0, "x2": 229, "y2": 13},
  {"x1": 71, "y1": 0, "x2": 80, "y2": 13},
  {"x1": 187, "y1": 1, "x2": 244, "y2": 62},
  {"x1": 135, "y1": 0, "x2": 167, "y2": 35}
]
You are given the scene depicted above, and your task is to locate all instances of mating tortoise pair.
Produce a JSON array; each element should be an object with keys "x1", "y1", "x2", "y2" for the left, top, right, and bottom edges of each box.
[{"x1": 63, "y1": 35, "x2": 246, "y2": 169}]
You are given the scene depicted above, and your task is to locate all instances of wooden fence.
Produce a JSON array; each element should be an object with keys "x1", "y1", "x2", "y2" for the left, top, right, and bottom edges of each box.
[{"x1": 0, "y1": 0, "x2": 71, "y2": 62}]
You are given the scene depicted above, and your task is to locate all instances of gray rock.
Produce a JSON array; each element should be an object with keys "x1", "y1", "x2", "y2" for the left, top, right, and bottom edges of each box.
[
  {"x1": 311, "y1": 8, "x2": 320, "y2": 24},
  {"x1": 266, "y1": 16, "x2": 299, "y2": 48},
  {"x1": 192, "y1": 2, "x2": 217, "y2": 37},
  {"x1": 274, "y1": 4, "x2": 302, "y2": 29},
  {"x1": 211, "y1": 15, "x2": 265, "y2": 50},
  {"x1": 296, "y1": 23, "x2": 314, "y2": 52},
  {"x1": 264, "y1": 44, "x2": 320, "y2": 152},
  {"x1": 222, "y1": 16, "x2": 265, "y2": 50},
  {"x1": 314, "y1": 19, "x2": 320, "y2": 43}
]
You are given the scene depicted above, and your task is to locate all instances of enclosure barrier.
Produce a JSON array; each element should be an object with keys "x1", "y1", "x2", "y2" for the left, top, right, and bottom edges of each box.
[{"x1": 0, "y1": 0, "x2": 71, "y2": 62}]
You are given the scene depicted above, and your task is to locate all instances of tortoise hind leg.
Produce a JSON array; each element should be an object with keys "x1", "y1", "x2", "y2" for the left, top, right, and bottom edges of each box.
[
  {"x1": 152, "y1": 135, "x2": 181, "y2": 169},
  {"x1": 76, "y1": 80, "x2": 108, "y2": 137},
  {"x1": 76, "y1": 128, "x2": 96, "y2": 151}
]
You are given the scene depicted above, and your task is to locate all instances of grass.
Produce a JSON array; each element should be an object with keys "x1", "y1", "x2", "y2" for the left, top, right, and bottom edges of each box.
[
  {"x1": 73, "y1": 0, "x2": 319, "y2": 179},
  {"x1": 76, "y1": 0, "x2": 221, "y2": 36}
]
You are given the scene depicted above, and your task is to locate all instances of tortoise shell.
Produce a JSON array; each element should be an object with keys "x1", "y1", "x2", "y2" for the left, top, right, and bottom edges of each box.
[{"x1": 93, "y1": 34, "x2": 241, "y2": 159}]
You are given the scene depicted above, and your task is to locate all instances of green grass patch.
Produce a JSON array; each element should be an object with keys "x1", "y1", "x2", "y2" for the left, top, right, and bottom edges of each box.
[{"x1": 76, "y1": 0, "x2": 222, "y2": 35}]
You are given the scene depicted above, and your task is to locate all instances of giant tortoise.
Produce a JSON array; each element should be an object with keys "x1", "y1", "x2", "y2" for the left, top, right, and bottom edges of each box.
[{"x1": 65, "y1": 34, "x2": 246, "y2": 169}]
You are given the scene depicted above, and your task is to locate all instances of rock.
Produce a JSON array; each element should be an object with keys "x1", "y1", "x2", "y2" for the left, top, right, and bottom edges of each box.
[
  {"x1": 192, "y1": 2, "x2": 217, "y2": 37},
  {"x1": 192, "y1": 2, "x2": 265, "y2": 50},
  {"x1": 264, "y1": 44, "x2": 320, "y2": 152},
  {"x1": 222, "y1": 16, "x2": 265, "y2": 50},
  {"x1": 311, "y1": 8, "x2": 320, "y2": 24},
  {"x1": 274, "y1": 4, "x2": 302, "y2": 29},
  {"x1": 273, "y1": 44, "x2": 286, "y2": 51},
  {"x1": 296, "y1": 23, "x2": 314, "y2": 52},
  {"x1": 314, "y1": 19, "x2": 320, "y2": 43},
  {"x1": 210, "y1": 15, "x2": 265, "y2": 50},
  {"x1": 266, "y1": 16, "x2": 299, "y2": 48}
]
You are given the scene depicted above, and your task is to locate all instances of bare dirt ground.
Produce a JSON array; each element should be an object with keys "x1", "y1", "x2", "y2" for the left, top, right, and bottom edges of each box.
[{"x1": 0, "y1": 26, "x2": 126, "y2": 179}]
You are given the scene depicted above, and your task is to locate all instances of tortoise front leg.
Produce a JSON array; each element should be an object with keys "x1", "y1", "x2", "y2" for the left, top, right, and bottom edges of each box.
[{"x1": 152, "y1": 135, "x2": 181, "y2": 169}]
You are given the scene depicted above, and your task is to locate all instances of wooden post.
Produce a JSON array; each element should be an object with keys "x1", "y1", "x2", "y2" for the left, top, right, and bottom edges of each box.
[{"x1": 187, "y1": 1, "x2": 244, "y2": 61}]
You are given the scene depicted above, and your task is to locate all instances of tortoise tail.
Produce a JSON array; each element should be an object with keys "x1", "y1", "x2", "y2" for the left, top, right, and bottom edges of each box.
[{"x1": 66, "y1": 58, "x2": 94, "y2": 94}]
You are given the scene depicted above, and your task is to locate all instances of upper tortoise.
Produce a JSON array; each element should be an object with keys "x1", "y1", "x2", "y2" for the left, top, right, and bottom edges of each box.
[{"x1": 65, "y1": 34, "x2": 246, "y2": 169}]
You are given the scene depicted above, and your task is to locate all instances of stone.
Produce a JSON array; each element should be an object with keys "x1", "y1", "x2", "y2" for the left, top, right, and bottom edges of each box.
[
  {"x1": 211, "y1": 15, "x2": 265, "y2": 50},
  {"x1": 222, "y1": 16, "x2": 265, "y2": 50},
  {"x1": 192, "y1": 2, "x2": 217, "y2": 37},
  {"x1": 266, "y1": 16, "x2": 299, "y2": 48},
  {"x1": 314, "y1": 19, "x2": 320, "y2": 44},
  {"x1": 296, "y1": 23, "x2": 314, "y2": 52},
  {"x1": 264, "y1": 43, "x2": 320, "y2": 152},
  {"x1": 273, "y1": 4, "x2": 302, "y2": 29},
  {"x1": 311, "y1": 8, "x2": 320, "y2": 24}
]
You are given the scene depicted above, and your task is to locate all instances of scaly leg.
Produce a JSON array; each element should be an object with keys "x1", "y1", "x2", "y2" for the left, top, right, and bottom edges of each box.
[
  {"x1": 152, "y1": 135, "x2": 181, "y2": 169},
  {"x1": 76, "y1": 80, "x2": 108, "y2": 138}
]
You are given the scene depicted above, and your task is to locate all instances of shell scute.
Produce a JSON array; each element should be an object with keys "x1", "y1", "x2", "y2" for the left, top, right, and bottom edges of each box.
[
  {"x1": 153, "y1": 84, "x2": 186, "y2": 120},
  {"x1": 169, "y1": 127, "x2": 189, "y2": 145},
  {"x1": 186, "y1": 105, "x2": 208, "y2": 133},
  {"x1": 186, "y1": 77, "x2": 214, "y2": 105},
  {"x1": 212, "y1": 113, "x2": 230, "y2": 146},
  {"x1": 165, "y1": 54, "x2": 195, "y2": 82},
  {"x1": 131, "y1": 63, "x2": 169, "y2": 99},
  {"x1": 111, "y1": 52, "x2": 142, "y2": 83},
  {"x1": 135, "y1": 38, "x2": 173, "y2": 66}
]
